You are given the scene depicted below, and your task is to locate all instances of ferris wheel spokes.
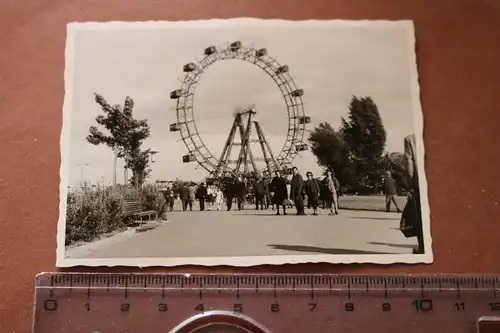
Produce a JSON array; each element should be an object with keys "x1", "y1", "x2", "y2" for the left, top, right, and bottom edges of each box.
[{"x1": 169, "y1": 41, "x2": 311, "y2": 178}]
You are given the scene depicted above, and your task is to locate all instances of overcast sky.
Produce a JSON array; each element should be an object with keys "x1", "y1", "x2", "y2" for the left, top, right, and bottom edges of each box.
[{"x1": 64, "y1": 19, "x2": 420, "y2": 186}]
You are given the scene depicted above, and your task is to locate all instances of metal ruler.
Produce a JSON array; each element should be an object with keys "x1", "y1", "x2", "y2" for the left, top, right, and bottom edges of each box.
[{"x1": 33, "y1": 273, "x2": 500, "y2": 333}]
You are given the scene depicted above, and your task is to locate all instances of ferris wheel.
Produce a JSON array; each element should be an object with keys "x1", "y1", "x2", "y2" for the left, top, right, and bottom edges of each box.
[{"x1": 169, "y1": 41, "x2": 311, "y2": 178}]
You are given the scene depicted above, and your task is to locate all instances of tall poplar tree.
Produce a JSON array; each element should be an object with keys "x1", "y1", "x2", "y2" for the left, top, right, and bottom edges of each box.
[{"x1": 340, "y1": 96, "x2": 387, "y2": 192}]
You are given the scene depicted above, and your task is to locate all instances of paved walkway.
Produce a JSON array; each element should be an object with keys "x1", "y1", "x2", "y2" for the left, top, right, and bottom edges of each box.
[{"x1": 66, "y1": 207, "x2": 417, "y2": 259}]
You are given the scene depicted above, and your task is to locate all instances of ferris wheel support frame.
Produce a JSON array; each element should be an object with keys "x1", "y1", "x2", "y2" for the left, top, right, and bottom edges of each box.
[{"x1": 213, "y1": 108, "x2": 282, "y2": 179}]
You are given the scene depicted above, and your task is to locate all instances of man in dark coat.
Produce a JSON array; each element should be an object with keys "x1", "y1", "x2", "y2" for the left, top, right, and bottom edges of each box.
[
  {"x1": 223, "y1": 179, "x2": 234, "y2": 211},
  {"x1": 163, "y1": 186, "x2": 175, "y2": 212},
  {"x1": 233, "y1": 176, "x2": 246, "y2": 210},
  {"x1": 304, "y1": 172, "x2": 321, "y2": 215},
  {"x1": 253, "y1": 176, "x2": 267, "y2": 210},
  {"x1": 290, "y1": 166, "x2": 305, "y2": 215},
  {"x1": 319, "y1": 181, "x2": 328, "y2": 209},
  {"x1": 196, "y1": 182, "x2": 208, "y2": 211},
  {"x1": 179, "y1": 183, "x2": 190, "y2": 212},
  {"x1": 270, "y1": 170, "x2": 288, "y2": 215},
  {"x1": 383, "y1": 171, "x2": 401, "y2": 213}
]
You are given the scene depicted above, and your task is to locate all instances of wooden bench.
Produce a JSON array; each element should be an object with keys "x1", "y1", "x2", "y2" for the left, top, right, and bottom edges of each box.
[{"x1": 122, "y1": 199, "x2": 157, "y2": 223}]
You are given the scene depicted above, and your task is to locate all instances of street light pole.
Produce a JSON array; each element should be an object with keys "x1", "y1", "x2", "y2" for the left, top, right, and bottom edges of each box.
[
  {"x1": 76, "y1": 163, "x2": 89, "y2": 183},
  {"x1": 148, "y1": 150, "x2": 159, "y2": 184},
  {"x1": 147, "y1": 149, "x2": 160, "y2": 219},
  {"x1": 112, "y1": 144, "x2": 120, "y2": 187}
]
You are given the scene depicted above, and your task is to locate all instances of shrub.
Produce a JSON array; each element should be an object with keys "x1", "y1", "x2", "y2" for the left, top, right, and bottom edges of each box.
[
  {"x1": 140, "y1": 184, "x2": 167, "y2": 219},
  {"x1": 65, "y1": 184, "x2": 126, "y2": 245},
  {"x1": 65, "y1": 183, "x2": 167, "y2": 246}
]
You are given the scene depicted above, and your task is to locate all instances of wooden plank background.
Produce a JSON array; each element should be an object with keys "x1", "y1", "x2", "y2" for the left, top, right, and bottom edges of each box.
[{"x1": 0, "y1": 0, "x2": 499, "y2": 331}]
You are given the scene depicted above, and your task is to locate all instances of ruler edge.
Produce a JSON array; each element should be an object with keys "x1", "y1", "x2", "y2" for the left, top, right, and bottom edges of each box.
[
  {"x1": 34, "y1": 272, "x2": 500, "y2": 290},
  {"x1": 35, "y1": 272, "x2": 500, "y2": 278}
]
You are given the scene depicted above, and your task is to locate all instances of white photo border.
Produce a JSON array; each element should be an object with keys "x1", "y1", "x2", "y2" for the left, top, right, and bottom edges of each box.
[{"x1": 56, "y1": 18, "x2": 433, "y2": 267}]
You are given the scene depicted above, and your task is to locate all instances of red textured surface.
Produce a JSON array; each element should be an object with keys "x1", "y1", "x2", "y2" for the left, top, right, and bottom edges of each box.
[{"x1": 0, "y1": 1, "x2": 499, "y2": 332}]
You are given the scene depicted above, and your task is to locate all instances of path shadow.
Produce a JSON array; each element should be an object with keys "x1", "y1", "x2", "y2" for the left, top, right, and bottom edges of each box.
[
  {"x1": 368, "y1": 242, "x2": 416, "y2": 249},
  {"x1": 267, "y1": 244, "x2": 392, "y2": 255},
  {"x1": 350, "y1": 216, "x2": 401, "y2": 221},
  {"x1": 235, "y1": 214, "x2": 284, "y2": 217},
  {"x1": 237, "y1": 213, "x2": 313, "y2": 217},
  {"x1": 338, "y1": 207, "x2": 386, "y2": 212}
]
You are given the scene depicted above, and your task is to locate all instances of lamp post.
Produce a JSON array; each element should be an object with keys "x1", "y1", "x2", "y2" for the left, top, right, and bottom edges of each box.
[
  {"x1": 76, "y1": 163, "x2": 89, "y2": 184},
  {"x1": 147, "y1": 149, "x2": 159, "y2": 219},
  {"x1": 147, "y1": 150, "x2": 159, "y2": 185},
  {"x1": 112, "y1": 144, "x2": 119, "y2": 187}
]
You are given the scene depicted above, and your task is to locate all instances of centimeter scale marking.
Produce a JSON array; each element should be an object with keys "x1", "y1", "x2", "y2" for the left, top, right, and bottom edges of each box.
[
  {"x1": 34, "y1": 273, "x2": 500, "y2": 333},
  {"x1": 41, "y1": 273, "x2": 500, "y2": 291}
]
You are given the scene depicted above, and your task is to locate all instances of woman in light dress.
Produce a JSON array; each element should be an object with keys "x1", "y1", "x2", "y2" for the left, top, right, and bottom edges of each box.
[{"x1": 215, "y1": 186, "x2": 224, "y2": 211}]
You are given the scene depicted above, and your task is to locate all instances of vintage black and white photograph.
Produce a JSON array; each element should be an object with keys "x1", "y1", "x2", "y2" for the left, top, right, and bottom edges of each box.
[{"x1": 57, "y1": 19, "x2": 432, "y2": 267}]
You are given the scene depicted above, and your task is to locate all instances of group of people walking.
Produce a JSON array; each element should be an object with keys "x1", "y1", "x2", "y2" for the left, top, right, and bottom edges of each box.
[
  {"x1": 216, "y1": 167, "x2": 342, "y2": 216},
  {"x1": 269, "y1": 167, "x2": 340, "y2": 216},
  {"x1": 163, "y1": 167, "x2": 342, "y2": 217},
  {"x1": 168, "y1": 183, "x2": 226, "y2": 212}
]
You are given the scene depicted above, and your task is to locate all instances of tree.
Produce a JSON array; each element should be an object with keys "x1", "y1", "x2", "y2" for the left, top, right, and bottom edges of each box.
[
  {"x1": 87, "y1": 94, "x2": 151, "y2": 188},
  {"x1": 308, "y1": 122, "x2": 353, "y2": 187},
  {"x1": 340, "y1": 96, "x2": 387, "y2": 193}
]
